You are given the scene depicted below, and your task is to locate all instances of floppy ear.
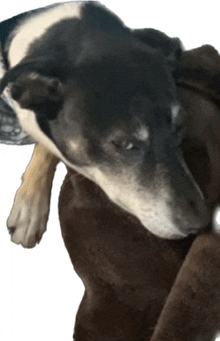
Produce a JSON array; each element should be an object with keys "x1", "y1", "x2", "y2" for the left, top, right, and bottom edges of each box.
[
  {"x1": 179, "y1": 45, "x2": 220, "y2": 73},
  {"x1": 132, "y1": 28, "x2": 183, "y2": 60},
  {"x1": 0, "y1": 57, "x2": 61, "y2": 92},
  {"x1": 173, "y1": 45, "x2": 220, "y2": 104},
  {"x1": 10, "y1": 74, "x2": 63, "y2": 111},
  {"x1": 0, "y1": 58, "x2": 64, "y2": 112},
  {"x1": 177, "y1": 45, "x2": 220, "y2": 204}
]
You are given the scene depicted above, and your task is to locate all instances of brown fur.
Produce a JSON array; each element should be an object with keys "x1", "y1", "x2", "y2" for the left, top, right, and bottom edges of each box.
[
  {"x1": 151, "y1": 233, "x2": 220, "y2": 341},
  {"x1": 59, "y1": 171, "x2": 196, "y2": 340},
  {"x1": 58, "y1": 45, "x2": 220, "y2": 340}
]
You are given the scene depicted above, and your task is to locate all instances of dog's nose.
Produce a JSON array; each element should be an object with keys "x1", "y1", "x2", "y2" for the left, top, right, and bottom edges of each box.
[
  {"x1": 185, "y1": 194, "x2": 210, "y2": 231},
  {"x1": 188, "y1": 195, "x2": 208, "y2": 217},
  {"x1": 173, "y1": 182, "x2": 211, "y2": 235},
  {"x1": 170, "y1": 158, "x2": 211, "y2": 234},
  {"x1": 172, "y1": 202, "x2": 209, "y2": 235}
]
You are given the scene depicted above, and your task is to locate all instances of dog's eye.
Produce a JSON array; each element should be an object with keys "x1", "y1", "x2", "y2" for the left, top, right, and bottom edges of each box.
[
  {"x1": 121, "y1": 141, "x2": 134, "y2": 150},
  {"x1": 113, "y1": 140, "x2": 135, "y2": 150}
]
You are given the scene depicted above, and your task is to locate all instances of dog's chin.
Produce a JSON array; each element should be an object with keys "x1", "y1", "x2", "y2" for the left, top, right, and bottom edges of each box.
[
  {"x1": 138, "y1": 212, "x2": 208, "y2": 240},
  {"x1": 138, "y1": 216, "x2": 189, "y2": 240},
  {"x1": 111, "y1": 199, "x2": 188, "y2": 240}
]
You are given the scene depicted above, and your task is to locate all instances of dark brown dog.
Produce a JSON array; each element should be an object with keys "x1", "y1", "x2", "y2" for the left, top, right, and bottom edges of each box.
[{"x1": 58, "y1": 45, "x2": 220, "y2": 341}]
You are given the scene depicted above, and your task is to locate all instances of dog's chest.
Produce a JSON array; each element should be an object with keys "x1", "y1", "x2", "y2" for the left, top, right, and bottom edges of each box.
[{"x1": 59, "y1": 173, "x2": 190, "y2": 309}]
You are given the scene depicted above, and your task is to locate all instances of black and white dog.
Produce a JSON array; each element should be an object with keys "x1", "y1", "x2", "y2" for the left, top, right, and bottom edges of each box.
[
  {"x1": 0, "y1": 1, "x2": 210, "y2": 247},
  {"x1": 4, "y1": 2, "x2": 220, "y2": 340}
]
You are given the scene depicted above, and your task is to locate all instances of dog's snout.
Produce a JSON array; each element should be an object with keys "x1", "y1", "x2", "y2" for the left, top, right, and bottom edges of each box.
[
  {"x1": 164, "y1": 153, "x2": 210, "y2": 235},
  {"x1": 171, "y1": 198, "x2": 210, "y2": 236},
  {"x1": 188, "y1": 191, "x2": 210, "y2": 225},
  {"x1": 172, "y1": 165, "x2": 210, "y2": 234}
]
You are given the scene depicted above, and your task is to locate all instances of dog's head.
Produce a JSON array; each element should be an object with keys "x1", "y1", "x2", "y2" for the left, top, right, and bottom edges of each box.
[{"x1": 0, "y1": 2, "x2": 210, "y2": 239}]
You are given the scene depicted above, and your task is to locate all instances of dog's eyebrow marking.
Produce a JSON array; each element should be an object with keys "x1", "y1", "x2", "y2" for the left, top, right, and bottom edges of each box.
[
  {"x1": 8, "y1": 2, "x2": 83, "y2": 67},
  {"x1": 134, "y1": 126, "x2": 150, "y2": 141},
  {"x1": 68, "y1": 139, "x2": 86, "y2": 153},
  {"x1": 69, "y1": 140, "x2": 80, "y2": 151},
  {"x1": 171, "y1": 104, "x2": 180, "y2": 121}
]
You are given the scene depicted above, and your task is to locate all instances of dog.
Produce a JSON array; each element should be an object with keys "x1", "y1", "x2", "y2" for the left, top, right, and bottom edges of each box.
[
  {"x1": 0, "y1": 1, "x2": 209, "y2": 243},
  {"x1": 1, "y1": 1, "x2": 220, "y2": 339}
]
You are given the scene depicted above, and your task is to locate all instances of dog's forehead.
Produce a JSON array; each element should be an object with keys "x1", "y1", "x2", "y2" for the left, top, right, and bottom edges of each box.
[
  {"x1": 70, "y1": 51, "x2": 176, "y2": 128},
  {"x1": 78, "y1": 85, "x2": 174, "y2": 135},
  {"x1": 76, "y1": 48, "x2": 172, "y2": 89}
]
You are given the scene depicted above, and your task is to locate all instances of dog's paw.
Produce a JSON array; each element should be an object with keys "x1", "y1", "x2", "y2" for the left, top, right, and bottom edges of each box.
[{"x1": 7, "y1": 190, "x2": 50, "y2": 248}]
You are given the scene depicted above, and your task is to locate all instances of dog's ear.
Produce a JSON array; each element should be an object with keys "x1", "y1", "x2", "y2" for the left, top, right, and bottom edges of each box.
[
  {"x1": 0, "y1": 58, "x2": 64, "y2": 111},
  {"x1": 0, "y1": 57, "x2": 61, "y2": 92},
  {"x1": 173, "y1": 45, "x2": 220, "y2": 104},
  {"x1": 132, "y1": 28, "x2": 183, "y2": 60},
  {"x1": 179, "y1": 45, "x2": 220, "y2": 73},
  {"x1": 10, "y1": 74, "x2": 63, "y2": 111},
  {"x1": 177, "y1": 45, "x2": 220, "y2": 204}
]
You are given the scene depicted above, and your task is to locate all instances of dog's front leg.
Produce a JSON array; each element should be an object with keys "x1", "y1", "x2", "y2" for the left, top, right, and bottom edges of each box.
[
  {"x1": 150, "y1": 232, "x2": 220, "y2": 341},
  {"x1": 7, "y1": 144, "x2": 59, "y2": 248}
]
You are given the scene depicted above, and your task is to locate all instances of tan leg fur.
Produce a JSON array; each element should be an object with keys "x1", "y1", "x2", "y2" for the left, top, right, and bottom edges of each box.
[{"x1": 7, "y1": 144, "x2": 59, "y2": 248}]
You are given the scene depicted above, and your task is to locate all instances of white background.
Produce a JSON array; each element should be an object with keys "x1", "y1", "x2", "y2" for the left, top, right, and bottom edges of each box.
[{"x1": 1, "y1": 1, "x2": 220, "y2": 340}]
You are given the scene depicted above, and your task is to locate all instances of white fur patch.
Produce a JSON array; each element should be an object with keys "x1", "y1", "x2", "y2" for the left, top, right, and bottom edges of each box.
[
  {"x1": 69, "y1": 139, "x2": 81, "y2": 151},
  {"x1": 134, "y1": 125, "x2": 149, "y2": 141},
  {"x1": 8, "y1": 2, "x2": 83, "y2": 67},
  {"x1": 171, "y1": 104, "x2": 180, "y2": 122}
]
